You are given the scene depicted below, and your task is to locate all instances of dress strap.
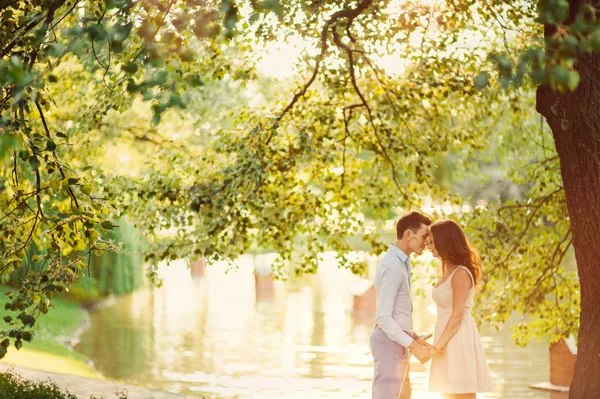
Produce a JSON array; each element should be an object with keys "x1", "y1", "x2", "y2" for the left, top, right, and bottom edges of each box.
[{"x1": 457, "y1": 266, "x2": 475, "y2": 288}]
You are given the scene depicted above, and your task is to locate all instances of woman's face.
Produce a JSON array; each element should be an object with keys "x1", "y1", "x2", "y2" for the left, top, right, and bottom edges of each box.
[{"x1": 428, "y1": 234, "x2": 440, "y2": 258}]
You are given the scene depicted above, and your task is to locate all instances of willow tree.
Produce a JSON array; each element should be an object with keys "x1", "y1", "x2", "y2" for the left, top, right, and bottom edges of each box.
[{"x1": 1, "y1": 0, "x2": 599, "y2": 395}]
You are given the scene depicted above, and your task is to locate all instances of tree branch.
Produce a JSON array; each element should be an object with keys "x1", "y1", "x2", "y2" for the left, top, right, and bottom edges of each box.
[
  {"x1": 331, "y1": 22, "x2": 409, "y2": 200},
  {"x1": 34, "y1": 100, "x2": 80, "y2": 209},
  {"x1": 266, "y1": 0, "x2": 374, "y2": 145}
]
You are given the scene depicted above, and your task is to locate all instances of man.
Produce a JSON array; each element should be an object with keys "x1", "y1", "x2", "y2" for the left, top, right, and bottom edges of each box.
[{"x1": 370, "y1": 211, "x2": 433, "y2": 399}]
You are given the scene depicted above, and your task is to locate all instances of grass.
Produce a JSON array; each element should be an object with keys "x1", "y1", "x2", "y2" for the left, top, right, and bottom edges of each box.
[{"x1": 0, "y1": 285, "x2": 100, "y2": 379}]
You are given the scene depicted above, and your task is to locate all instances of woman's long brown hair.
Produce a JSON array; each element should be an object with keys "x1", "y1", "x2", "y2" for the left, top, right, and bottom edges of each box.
[{"x1": 430, "y1": 219, "x2": 482, "y2": 284}]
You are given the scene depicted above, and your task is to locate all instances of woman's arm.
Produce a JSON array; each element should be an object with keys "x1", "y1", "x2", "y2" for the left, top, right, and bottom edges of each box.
[{"x1": 433, "y1": 268, "x2": 472, "y2": 350}]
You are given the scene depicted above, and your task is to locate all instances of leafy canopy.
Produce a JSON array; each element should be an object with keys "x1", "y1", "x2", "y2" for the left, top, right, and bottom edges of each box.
[{"x1": 1, "y1": 0, "x2": 596, "y2": 356}]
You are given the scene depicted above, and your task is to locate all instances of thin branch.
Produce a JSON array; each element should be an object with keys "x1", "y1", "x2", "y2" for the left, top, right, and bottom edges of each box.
[
  {"x1": 29, "y1": 29, "x2": 87, "y2": 87},
  {"x1": 11, "y1": 208, "x2": 41, "y2": 258},
  {"x1": 525, "y1": 228, "x2": 572, "y2": 302},
  {"x1": 1, "y1": 188, "x2": 49, "y2": 222},
  {"x1": 0, "y1": 12, "x2": 47, "y2": 58},
  {"x1": 497, "y1": 186, "x2": 563, "y2": 214},
  {"x1": 35, "y1": 170, "x2": 45, "y2": 218},
  {"x1": 49, "y1": 0, "x2": 82, "y2": 31},
  {"x1": 91, "y1": 40, "x2": 109, "y2": 70},
  {"x1": 34, "y1": 100, "x2": 80, "y2": 209},
  {"x1": 265, "y1": 0, "x2": 374, "y2": 145},
  {"x1": 90, "y1": 1, "x2": 115, "y2": 92},
  {"x1": 497, "y1": 187, "x2": 563, "y2": 266},
  {"x1": 128, "y1": 0, "x2": 175, "y2": 65},
  {"x1": 341, "y1": 105, "x2": 362, "y2": 191},
  {"x1": 12, "y1": 151, "x2": 18, "y2": 186},
  {"x1": 358, "y1": 49, "x2": 414, "y2": 141},
  {"x1": 26, "y1": 0, "x2": 66, "y2": 71},
  {"x1": 552, "y1": 235, "x2": 573, "y2": 270},
  {"x1": 331, "y1": 24, "x2": 408, "y2": 200}
]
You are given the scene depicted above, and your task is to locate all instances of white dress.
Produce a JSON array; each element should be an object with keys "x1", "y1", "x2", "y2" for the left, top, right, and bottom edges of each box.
[{"x1": 428, "y1": 266, "x2": 493, "y2": 393}]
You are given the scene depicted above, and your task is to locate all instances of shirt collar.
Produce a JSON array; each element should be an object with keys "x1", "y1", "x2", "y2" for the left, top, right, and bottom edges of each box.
[{"x1": 388, "y1": 244, "x2": 410, "y2": 265}]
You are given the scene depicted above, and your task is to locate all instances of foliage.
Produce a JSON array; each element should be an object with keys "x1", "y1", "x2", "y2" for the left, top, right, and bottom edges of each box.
[
  {"x1": 71, "y1": 217, "x2": 146, "y2": 301},
  {"x1": 0, "y1": 370, "x2": 76, "y2": 399},
  {"x1": 0, "y1": 284, "x2": 90, "y2": 364},
  {"x1": 0, "y1": 369, "x2": 128, "y2": 398},
  {"x1": 1, "y1": 0, "x2": 597, "y2": 357}
]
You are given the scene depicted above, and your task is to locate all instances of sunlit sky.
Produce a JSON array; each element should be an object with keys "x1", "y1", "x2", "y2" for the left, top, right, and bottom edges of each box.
[{"x1": 253, "y1": 0, "x2": 489, "y2": 79}]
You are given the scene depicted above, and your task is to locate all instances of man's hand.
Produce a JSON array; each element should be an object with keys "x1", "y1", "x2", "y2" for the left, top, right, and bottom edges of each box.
[
  {"x1": 404, "y1": 329, "x2": 433, "y2": 348},
  {"x1": 408, "y1": 341, "x2": 431, "y2": 363}
]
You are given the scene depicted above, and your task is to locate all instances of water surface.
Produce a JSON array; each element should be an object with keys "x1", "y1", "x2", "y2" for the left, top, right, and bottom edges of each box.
[{"x1": 75, "y1": 253, "x2": 567, "y2": 399}]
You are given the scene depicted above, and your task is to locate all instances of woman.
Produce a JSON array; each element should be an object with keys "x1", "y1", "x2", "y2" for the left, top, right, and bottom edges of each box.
[{"x1": 427, "y1": 219, "x2": 493, "y2": 398}]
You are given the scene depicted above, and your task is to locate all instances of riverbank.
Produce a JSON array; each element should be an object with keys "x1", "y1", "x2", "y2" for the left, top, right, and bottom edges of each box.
[{"x1": 0, "y1": 285, "x2": 99, "y2": 379}]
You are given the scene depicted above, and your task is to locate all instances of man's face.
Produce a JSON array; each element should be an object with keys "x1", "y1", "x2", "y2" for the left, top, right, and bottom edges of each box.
[{"x1": 408, "y1": 224, "x2": 430, "y2": 256}]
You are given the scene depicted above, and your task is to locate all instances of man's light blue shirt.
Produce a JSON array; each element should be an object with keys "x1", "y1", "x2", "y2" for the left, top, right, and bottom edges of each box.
[{"x1": 374, "y1": 244, "x2": 414, "y2": 347}]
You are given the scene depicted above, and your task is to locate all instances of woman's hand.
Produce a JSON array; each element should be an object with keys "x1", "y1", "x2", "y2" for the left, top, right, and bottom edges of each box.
[{"x1": 430, "y1": 345, "x2": 444, "y2": 357}]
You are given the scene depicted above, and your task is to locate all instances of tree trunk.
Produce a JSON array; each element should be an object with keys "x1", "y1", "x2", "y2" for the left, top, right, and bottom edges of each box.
[{"x1": 536, "y1": 46, "x2": 600, "y2": 398}]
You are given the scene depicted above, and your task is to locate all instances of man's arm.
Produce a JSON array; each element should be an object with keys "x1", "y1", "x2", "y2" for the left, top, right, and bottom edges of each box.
[
  {"x1": 375, "y1": 267, "x2": 414, "y2": 348},
  {"x1": 404, "y1": 330, "x2": 432, "y2": 347}
]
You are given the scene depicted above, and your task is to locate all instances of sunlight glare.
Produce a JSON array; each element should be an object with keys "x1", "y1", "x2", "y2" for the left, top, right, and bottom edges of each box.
[
  {"x1": 255, "y1": 35, "x2": 317, "y2": 79},
  {"x1": 384, "y1": 0, "x2": 440, "y2": 14},
  {"x1": 374, "y1": 54, "x2": 410, "y2": 77}
]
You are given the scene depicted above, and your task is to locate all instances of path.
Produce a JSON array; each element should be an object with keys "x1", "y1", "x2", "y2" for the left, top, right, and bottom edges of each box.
[{"x1": 0, "y1": 364, "x2": 202, "y2": 399}]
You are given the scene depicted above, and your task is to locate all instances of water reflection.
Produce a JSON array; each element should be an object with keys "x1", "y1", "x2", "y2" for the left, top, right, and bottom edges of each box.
[{"x1": 75, "y1": 253, "x2": 566, "y2": 399}]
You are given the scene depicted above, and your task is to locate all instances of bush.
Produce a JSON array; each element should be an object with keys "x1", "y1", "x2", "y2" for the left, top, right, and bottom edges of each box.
[
  {"x1": 0, "y1": 370, "x2": 128, "y2": 399},
  {"x1": 0, "y1": 370, "x2": 77, "y2": 399}
]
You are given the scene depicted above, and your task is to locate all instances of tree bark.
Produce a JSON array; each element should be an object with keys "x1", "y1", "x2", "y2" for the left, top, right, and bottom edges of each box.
[{"x1": 536, "y1": 47, "x2": 600, "y2": 398}]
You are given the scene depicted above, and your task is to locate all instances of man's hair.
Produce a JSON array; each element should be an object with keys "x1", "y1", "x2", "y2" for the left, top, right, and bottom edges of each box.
[{"x1": 396, "y1": 211, "x2": 432, "y2": 239}]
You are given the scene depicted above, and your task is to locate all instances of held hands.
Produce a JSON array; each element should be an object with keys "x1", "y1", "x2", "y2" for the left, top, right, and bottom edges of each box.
[
  {"x1": 404, "y1": 331, "x2": 444, "y2": 363},
  {"x1": 408, "y1": 341, "x2": 431, "y2": 364},
  {"x1": 429, "y1": 344, "x2": 444, "y2": 358}
]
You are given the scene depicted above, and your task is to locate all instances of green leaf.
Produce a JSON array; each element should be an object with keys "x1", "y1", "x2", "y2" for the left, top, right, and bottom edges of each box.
[
  {"x1": 552, "y1": 65, "x2": 570, "y2": 87},
  {"x1": 567, "y1": 70, "x2": 580, "y2": 91},
  {"x1": 474, "y1": 72, "x2": 490, "y2": 90},
  {"x1": 111, "y1": 22, "x2": 132, "y2": 43},
  {"x1": 123, "y1": 62, "x2": 139, "y2": 74},
  {"x1": 101, "y1": 220, "x2": 116, "y2": 229},
  {"x1": 45, "y1": 139, "x2": 56, "y2": 151},
  {"x1": 87, "y1": 24, "x2": 107, "y2": 41},
  {"x1": 44, "y1": 43, "x2": 65, "y2": 58},
  {"x1": 553, "y1": 0, "x2": 569, "y2": 24},
  {"x1": 29, "y1": 156, "x2": 40, "y2": 171},
  {"x1": 75, "y1": 239, "x2": 87, "y2": 251}
]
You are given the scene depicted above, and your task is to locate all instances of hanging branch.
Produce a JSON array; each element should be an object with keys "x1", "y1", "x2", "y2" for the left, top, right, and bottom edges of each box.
[
  {"x1": 35, "y1": 100, "x2": 80, "y2": 209},
  {"x1": 494, "y1": 186, "x2": 564, "y2": 273},
  {"x1": 523, "y1": 228, "x2": 573, "y2": 310},
  {"x1": 265, "y1": 0, "x2": 374, "y2": 145},
  {"x1": 331, "y1": 24, "x2": 409, "y2": 200}
]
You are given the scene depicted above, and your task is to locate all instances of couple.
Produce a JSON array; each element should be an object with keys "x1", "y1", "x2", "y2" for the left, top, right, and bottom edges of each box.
[{"x1": 370, "y1": 211, "x2": 493, "y2": 399}]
